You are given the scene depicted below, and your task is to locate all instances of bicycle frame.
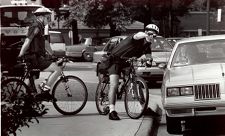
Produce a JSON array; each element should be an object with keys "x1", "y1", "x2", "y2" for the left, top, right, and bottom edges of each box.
[{"x1": 117, "y1": 58, "x2": 139, "y2": 98}]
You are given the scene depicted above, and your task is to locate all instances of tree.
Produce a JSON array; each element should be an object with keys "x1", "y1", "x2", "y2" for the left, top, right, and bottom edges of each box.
[{"x1": 66, "y1": 0, "x2": 133, "y2": 36}]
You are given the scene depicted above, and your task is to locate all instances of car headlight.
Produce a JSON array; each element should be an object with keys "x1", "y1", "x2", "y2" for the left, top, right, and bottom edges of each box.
[
  {"x1": 180, "y1": 87, "x2": 193, "y2": 95},
  {"x1": 167, "y1": 86, "x2": 193, "y2": 97},
  {"x1": 167, "y1": 88, "x2": 180, "y2": 96}
]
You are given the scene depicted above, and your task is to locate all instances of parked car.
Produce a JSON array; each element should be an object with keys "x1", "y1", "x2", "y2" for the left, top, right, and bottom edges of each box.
[
  {"x1": 93, "y1": 36, "x2": 127, "y2": 63},
  {"x1": 49, "y1": 31, "x2": 66, "y2": 57},
  {"x1": 83, "y1": 37, "x2": 110, "y2": 62},
  {"x1": 161, "y1": 35, "x2": 225, "y2": 134},
  {"x1": 166, "y1": 37, "x2": 184, "y2": 47},
  {"x1": 65, "y1": 37, "x2": 92, "y2": 61},
  {"x1": 66, "y1": 37, "x2": 107, "y2": 62},
  {"x1": 136, "y1": 36, "x2": 173, "y2": 83}
]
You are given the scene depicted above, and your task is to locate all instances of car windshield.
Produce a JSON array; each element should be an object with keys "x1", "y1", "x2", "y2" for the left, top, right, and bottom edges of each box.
[
  {"x1": 1, "y1": 6, "x2": 39, "y2": 27},
  {"x1": 171, "y1": 39, "x2": 225, "y2": 67},
  {"x1": 151, "y1": 37, "x2": 172, "y2": 51}
]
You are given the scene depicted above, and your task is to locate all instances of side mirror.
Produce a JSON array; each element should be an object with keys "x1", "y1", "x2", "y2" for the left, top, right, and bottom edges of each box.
[{"x1": 158, "y1": 63, "x2": 167, "y2": 70}]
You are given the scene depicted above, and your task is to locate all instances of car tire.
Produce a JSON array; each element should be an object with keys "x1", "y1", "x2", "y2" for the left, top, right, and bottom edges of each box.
[
  {"x1": 83, "y1": 52, "x2": 92, "y2": 62},
  {"x1": 166, "y1": 115, "x2": 182, "y2": 134}
]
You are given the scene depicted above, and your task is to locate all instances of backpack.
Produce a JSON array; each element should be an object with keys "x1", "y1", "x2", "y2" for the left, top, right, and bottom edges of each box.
[{"x1": 97, "y1": 54, "x2": 113, "y2": 74}]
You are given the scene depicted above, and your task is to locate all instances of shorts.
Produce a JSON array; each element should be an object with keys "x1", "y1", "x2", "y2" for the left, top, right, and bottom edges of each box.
[
  {"x1": 35, "y1": 56, "x2": 52, "y2": 71},
  {"x1": 108, "y1": 61, "x2": 129, "y2": 75}
]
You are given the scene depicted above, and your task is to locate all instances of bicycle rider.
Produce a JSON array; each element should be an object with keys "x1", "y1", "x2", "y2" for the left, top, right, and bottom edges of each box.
[
  {"x1": 18, "y1": 7, "x2": 61, "y2": 100},
  {"x1": 105, "y1": 24, "x2": 159, "y2": 120}
]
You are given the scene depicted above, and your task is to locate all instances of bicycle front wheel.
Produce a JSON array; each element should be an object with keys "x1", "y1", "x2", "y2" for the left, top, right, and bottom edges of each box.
[
  {"x1": 95, "y1": 80, "x2": 110, "y2": 115},
  {"x1": 124, "y1": 76, "x2": 149, "y2": 119},
  {"x1": 52, "y1": 76, "x2": 88, "y2": 115}
]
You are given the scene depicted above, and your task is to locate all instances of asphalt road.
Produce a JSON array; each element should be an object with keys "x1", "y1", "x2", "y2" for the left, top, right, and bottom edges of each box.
[{"x1": 38, "y1": 62, "x2": 225, "y2": 136}]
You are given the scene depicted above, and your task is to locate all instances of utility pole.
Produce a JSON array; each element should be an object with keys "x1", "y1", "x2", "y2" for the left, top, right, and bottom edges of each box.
[{"x1": 206, "y1": 0, "x2": 210, "y2": 35}]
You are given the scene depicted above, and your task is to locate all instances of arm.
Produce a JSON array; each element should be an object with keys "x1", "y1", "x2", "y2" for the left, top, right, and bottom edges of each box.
[
  {"x1": 45, "y1": 40, "x2": 54, "y2": 55},
  {"x1": 18, "y1": 38, "x2": 32, "y2": 57},
  {"x1": 133, "y1": 32, "x2": 148, "y2": 40},
  {"x1": 18, "y1": 26, "x2": 38, "y2": 57}
]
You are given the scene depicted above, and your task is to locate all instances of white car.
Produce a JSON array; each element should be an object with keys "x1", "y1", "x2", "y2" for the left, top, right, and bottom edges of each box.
[
  {"x1": 161, "y1": 34, "x2": 225, "y2": 134},
  {"x1": 49, "y1": 31, "x2": 66, "y2": 57}
]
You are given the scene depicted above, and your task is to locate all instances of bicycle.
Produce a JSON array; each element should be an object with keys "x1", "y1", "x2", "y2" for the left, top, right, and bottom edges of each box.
[
  {"x1": 95, "y1": 57, "x2": 149, "y2": 119},
  {"x1": 1, "y1": 56, "x2": 88, "y2": 115}
]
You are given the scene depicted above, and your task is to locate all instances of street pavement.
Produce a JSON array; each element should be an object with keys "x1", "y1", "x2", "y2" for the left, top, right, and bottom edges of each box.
[
  {"x1": 16, "y1": 94, "x2": 164, "y2": 136},
  {"x1": 15, "y1": 63, "x2": 165, "y2": 136}
]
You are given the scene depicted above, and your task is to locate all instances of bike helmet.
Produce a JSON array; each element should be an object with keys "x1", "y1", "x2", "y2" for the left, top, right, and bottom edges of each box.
[
  {"x1": 145, "y1": 24, "x2": 159, "y2": 34},
  {"x1": 34, "y1": 7, "x2": 52, "y2": 16}
]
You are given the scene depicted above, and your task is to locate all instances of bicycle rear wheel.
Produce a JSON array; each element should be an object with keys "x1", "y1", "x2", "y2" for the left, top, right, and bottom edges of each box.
[
  {"x1": 1, "y1": 78, "x2": 47, "y2": 116},
  {"x1": 95, "y1": 79, "x2": 110, "y2": 115},
  {"x1": 52, "y1": 76, "x2": 88, "y2": 115},
  {"x1": 1, "y1": 78, "x2": 29, "y2": 102},
  {"x1": 124, "y1": 76, "x2": 149, "y2": 119}
]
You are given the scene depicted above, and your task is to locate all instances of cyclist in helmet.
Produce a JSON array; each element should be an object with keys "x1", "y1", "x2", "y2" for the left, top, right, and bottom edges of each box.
[
  {"x1": 18, "y1": 7, "x2": 61, "y2": 100},
  {"x1": 104, "y1": 24, "x2": 159, "y2": 120}
]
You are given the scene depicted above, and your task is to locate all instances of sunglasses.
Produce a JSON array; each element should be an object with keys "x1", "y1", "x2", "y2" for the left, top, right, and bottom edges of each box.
[{"x1": 146, "y1": 32, "x2": 157, "y2": 37}]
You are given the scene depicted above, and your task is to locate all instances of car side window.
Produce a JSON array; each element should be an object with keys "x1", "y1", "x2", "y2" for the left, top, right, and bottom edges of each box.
[
  {"x1": 104, "y1": 38, "x2": 119, "y2": 51},
  {"x1": 50, "y1": 33, "x2": 64, "y2": 43}
]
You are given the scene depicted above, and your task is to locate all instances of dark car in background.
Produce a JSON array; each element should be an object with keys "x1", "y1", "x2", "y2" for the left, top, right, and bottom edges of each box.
[
  {"x1": 93, "y1": 36, "x2": 128, "y2": 63},
  {"x1": 66, "y1": 37, "x2": 108, "y2": 62},
  {"x1": 137, "y1": 36, "x2": 173, "y2": 84}
]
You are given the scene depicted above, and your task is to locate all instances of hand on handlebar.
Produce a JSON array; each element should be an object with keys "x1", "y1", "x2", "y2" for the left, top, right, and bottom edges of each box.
[{"x1": 146, "y1": 57, "x2": 153, "y2": 67}]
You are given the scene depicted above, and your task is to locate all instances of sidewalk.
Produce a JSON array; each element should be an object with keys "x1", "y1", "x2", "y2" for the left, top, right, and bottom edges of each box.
[{"x1": 16, "y1": 95, "x2": 163, "y2": 136}]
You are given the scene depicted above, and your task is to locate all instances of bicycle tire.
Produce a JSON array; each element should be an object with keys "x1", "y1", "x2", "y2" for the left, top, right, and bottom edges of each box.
[
  {"x1": 95, "y1": 80, "x2": 110, "y2": 115},
  {"x1": 1, "y1": 78, "x2": 30, "y2": 102},
  {"x1": 124, "y1": 76, "x2": 149, "y2": 119},
  {"x1": 1, "y1": 78, "x2": 48, "y2": 116},
  {"x1": 52, "y1": 75, "x2": 88, "y2": 115}
]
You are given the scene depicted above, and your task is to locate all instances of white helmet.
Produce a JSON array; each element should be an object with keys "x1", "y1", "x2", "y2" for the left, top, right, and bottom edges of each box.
[
  {"x1": 145, "y1": 24, "x2": 159, "y2": 34},
  {"x1": 34, "y1": 7, "x2": 52, "y2": 16}
]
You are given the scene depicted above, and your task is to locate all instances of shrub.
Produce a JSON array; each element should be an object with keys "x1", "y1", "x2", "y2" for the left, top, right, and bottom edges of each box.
[{"x1": 1, "y1": 92, "x2": 48, "y2": 136}]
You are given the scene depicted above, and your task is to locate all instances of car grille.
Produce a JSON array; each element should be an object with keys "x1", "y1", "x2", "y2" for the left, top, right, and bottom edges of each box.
[{"x1": 194, "y1": 84, "x2": 220, "y2": 100}]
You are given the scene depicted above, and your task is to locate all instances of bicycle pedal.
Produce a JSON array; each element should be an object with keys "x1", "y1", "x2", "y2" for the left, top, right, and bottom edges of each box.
[{"x1": 103, "y1": 106, "x2": 109, "y2": 113}]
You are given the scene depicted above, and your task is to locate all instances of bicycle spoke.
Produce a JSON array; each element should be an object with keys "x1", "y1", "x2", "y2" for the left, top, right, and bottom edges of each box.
[{"x1": 52, "y1": 76, "x2": 88, "y2": 115}]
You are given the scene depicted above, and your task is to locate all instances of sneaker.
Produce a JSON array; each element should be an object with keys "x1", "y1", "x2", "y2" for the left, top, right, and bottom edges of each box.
[
  {"x1": 109, "y1": 111, "x2": 120, "y2": 120},
  {"x1": 39, "y1": 83, "x2": 51, "y2": 92},
  {"x1": 35, "y1": 91, "x2": 56, "y2": 102}
]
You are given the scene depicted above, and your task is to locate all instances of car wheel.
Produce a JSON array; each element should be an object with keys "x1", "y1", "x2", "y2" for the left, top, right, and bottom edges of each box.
[
  {"x1": 166, "y1": 115, "x2": 182, "y2": 134},
  {"x1": 83, "y1": 52, "x2": 92, "y2": 62}
]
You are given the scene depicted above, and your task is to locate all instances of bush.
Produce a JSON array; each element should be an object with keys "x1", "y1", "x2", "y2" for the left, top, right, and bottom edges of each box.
[{"x1": 1, "y1": 92, "x2": 48, "y2": 136}]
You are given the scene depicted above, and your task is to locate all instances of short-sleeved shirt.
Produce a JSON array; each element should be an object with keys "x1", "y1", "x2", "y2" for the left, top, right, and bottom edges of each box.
[
  {"x1": 25, "y1": 20, "x2": 51, "y2": 70},
  {"x1": 108, "y1": 34, "x2": 152, "y2": 75},
  {"x1": 110, "y1": 34, "x2": 151, "y2": 59}
]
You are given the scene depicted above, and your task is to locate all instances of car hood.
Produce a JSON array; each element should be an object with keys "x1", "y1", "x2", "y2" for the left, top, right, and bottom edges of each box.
[
  {"x1": 152, "y1": 51, "x2": 171, "y2": 63},
  {"x1": 167, "y1": 63, "x2": 225, "y2": 83}
]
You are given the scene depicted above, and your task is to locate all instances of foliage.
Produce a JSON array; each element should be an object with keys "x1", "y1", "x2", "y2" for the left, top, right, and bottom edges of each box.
[
  {"x1": 1, "y1": 90, "x2": 47, "y2": 136},
  {"x1": 65, "y1": 0, "x2": 133, "y2": 36}
]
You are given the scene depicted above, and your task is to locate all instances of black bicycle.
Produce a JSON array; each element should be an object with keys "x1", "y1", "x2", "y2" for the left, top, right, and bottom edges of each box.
[
  {"x1": 95, "y1": 57, "x2": 149, "y2": 119},
  {"x1": 1, "y1": 57, "x2": 88, "y2": 115}
]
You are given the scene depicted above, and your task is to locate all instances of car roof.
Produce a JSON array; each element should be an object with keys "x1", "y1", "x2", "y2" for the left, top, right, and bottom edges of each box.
[
  {"x1": 176, "y1": 34, "x2": 225, "y2": 45},
  {"x1": 49, "y1": 31, "x2": 61, "y2": 34},
  {"x1": 111, "y1": 35, "x2": 128, "y2": 39}
]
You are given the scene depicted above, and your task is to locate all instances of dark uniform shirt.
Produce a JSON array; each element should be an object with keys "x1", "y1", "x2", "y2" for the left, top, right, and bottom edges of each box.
[
  {"x1": 108, "y1": 34, "x2": 152, "y2": 75},
  {"x1": 25, "y1": 19, "x2": 51, "y2": 70},
  {"x1": 110, "y1": 34, "x2": 151, "y2": 59}
]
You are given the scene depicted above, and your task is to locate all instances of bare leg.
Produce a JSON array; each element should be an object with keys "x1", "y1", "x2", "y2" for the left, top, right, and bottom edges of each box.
[
  {"x1": 108, "y1": 74, "x2": 119, "y2": 112},
  {"x1": 43, "y1": 63, "x2": 62, "y2": 88}
]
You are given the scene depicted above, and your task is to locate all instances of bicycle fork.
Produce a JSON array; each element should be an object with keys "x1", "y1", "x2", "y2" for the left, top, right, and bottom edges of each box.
[{"x1": 61, "y1": 76, "x2": 72, "y2": 97}]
